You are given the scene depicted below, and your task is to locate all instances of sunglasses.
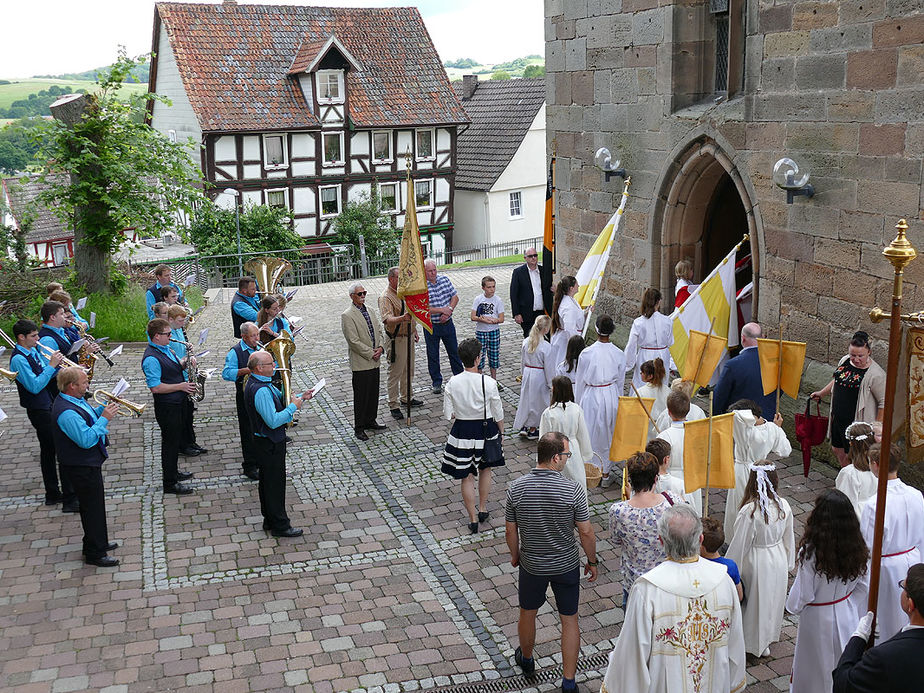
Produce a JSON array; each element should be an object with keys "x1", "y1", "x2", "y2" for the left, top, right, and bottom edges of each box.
[
  {"x1": 354, "y1": 291, "x2": 367, "y2": 297},
  {"x1": 525, "y1": 254, "x2": 538, "y2": 258}
]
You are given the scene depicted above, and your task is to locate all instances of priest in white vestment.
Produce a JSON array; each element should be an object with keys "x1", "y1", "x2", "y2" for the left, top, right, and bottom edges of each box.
[{"x1": 601, "y1": 504, "x2": 746, "y2": 693}]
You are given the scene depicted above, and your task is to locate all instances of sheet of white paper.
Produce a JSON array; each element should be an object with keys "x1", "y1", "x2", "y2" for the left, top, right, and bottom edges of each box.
[
  {"x1": 196, "y1": 350, "x2": 210, "y2": 358},
  {"x1": 202, "y1": 368, "x2": 216, "y2": 379},
  {"x1": 95, "y1": 336, "x2": 109, "y2": 343},
  {"x1": 184, "y1": 274, "x2": 196, "y2": 287},
  {"x1": 76, "y1": 296, "x2": 88, "y2": 310},
  {"x1": 67, "y1": 339, "x2": 87, "y2": 356},
  {"x1": 111, "y1": 378, "x2": 129, "y2": 397},
  {"x1": 289, "y1": 316, "x2": 303, "y2": 324},
  {"x1": 0, "y1": 300, "x2": 7, "y2": 311},
  {"x1": 308, "y1": 378, "x2": 326, "y2": 397},
  {"x1": 108, "y1": 344, "x2": 124, "y2": 359},
  {"x1": 0, "y1": 346, "x2": 5, "y2": 357},
  {"x1": 286, "y1": 289, "x2": 298, "y2": 301},
  {"x1": 0, "y1": 406, "x2": 7, "y2": 423},
  {"x1": 198, "y1": 328, "x2": 209, "y2": 346},
  {"x1": 191, "y1": 306, "x2": 204, "y2": 317},
  {"x1": 89, "y1": 312, "x2": 97, "y2": 329}
]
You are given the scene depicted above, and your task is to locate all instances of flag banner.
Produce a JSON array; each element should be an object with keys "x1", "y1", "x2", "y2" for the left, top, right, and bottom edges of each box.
[
  {"x1": 669, "y1": 238, "x2": 745, "y2": 382},
  {"x1": 397, "y1": 173, "x2": 433, "y2": 333},
  {"x1": 610, "y1": 396, "x2": 655, "y2": 462},
  {"x1": 683, "y1": 412, "x2": 735, "y2": 493},
  {"x1": 757, "y1": 338, "x2": 807, "y2": 399},
  {"x1": 684, "y1": 329, "x2": 727, "y2": 389},
  {"x1": 541, "y1": 156, "x2": 555, "y2": 309},
  {"x1": 574, "y1": 179, "x2": 630, "y2": 309}
]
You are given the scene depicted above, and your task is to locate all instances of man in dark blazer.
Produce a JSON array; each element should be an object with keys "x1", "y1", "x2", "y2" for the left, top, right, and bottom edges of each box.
[
  {"x1": 509, "y1": 248, "x2": 552, "y2": 337},
  {"x1": 712, "y1": 322, "x2": 776, "y2": 418},
  {"x1": 833, "y1": 563, "x2": 924, "y2": 692}
]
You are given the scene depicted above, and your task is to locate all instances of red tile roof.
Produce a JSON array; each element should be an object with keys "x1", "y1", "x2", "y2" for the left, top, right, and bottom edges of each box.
[{"x1": 155, "y1": 2, "x2": 469, "y2": 132}]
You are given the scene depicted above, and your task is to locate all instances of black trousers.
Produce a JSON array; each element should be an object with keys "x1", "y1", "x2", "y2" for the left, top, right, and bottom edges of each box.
[
  {"x1": 235, "y1": 384, "x2": 258, "y2": 473},
  {"x1": 253, "y1": 436, "x2": 290, "y2": 531},
  {"x1": 153, "y1": 400, "x2": 183, "y2": 489},
  {"x1": 520, "y1": 308, "x2": 544, "y2": 337},
  {"x1": 352, "y1": 367, "x2": 381, "y2": 432},
  {"x1": 26, "y1": 407, "x2": 75, "y2": 503},
  {"x1": 181, "y1": 398, "x2": 197, "y2": 449},
  {"x1": 61, "y1": 465, "x2": 108, "y2": 559}
]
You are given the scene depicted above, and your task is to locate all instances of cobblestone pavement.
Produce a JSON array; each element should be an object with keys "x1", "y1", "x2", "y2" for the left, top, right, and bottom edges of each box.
[{"x1": 0, "y1": 264, "x2": 838, "y2": 692}]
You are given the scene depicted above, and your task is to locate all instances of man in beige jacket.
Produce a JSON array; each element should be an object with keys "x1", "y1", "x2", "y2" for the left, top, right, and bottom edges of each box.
[{"x1": 341, "y1": 283, "x2": 385, "y2": 441}]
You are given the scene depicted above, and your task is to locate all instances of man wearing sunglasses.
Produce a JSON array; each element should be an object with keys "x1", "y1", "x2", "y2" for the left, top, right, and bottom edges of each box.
[
  {"x1": 510, "y1": 247, "x2": 551, "y2": 337},
  {"x1": 341, "y1": 283, "x2": 385, "y2": 441}
]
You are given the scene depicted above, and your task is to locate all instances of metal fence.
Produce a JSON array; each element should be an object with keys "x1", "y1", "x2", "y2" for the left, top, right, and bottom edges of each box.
[{"x1": 128, "y1": 236, "x2": 542, "y2": 292}]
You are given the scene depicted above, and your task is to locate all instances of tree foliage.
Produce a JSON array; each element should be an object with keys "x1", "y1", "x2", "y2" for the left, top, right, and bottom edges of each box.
[
  {"x1": 0, "y1": 118, "x2": 43, "y2": 174},
  {"x1": 332, "y1": 188, "x2": 398, "y2": 260},
  {"x1": 444, "y1": 58, "x2": 479, "y2": 69},
  {"x1": 29, "y1": 51, "x2": 205, "y2": 293},
  {"x1": 491, "y1": 70, "x2": 512, "y2": 80},
  {"x1": 188, "y1": 203, "x2": 303, "y2": 258},
  {"x1": 0, "y1": 84, "x2": 86, "y2": 119},
  {"x1": 523, "y1": 64, "x2": 545, "y2": 78}
]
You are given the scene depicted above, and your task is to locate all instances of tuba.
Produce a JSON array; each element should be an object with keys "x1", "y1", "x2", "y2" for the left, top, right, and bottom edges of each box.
[
  {"x1": 93, "y1": 389, "x2": 146, "y2": 417},
  {"x1": 263, "y1": 330, "x2": 296, "y2": 427},
  {"x1": 244, "y1": 257, "x2": 293, "y2": 297}
]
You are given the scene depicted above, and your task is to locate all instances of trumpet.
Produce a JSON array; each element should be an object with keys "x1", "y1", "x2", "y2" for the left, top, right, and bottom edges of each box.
[
  {"x1": 0, "y1": 327, "x2": 84, "y2": 369},
  {"x1": 92, "y1": 389, "x2": 146, "y2": 417},
  {"x1": 0, "y1": 365, "x2": 18, "y2": 382}
]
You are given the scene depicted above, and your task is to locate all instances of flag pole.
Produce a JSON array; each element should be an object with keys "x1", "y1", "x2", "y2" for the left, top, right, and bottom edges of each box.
[
  {"x1": 630, "y1": 383, "x2": 661, "y2": 433},
  {"x1": 406, "y1": 316, "x2": 412, "y2": 425},
  {"x1": 775, "y1": 326, "x2": 784, "y2": 416},
  {"x1": 704, "y1": 390, "x2": 714, "y2": 518}
]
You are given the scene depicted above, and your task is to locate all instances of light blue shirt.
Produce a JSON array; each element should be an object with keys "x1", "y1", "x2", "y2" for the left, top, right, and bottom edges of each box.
[
  {"x1": 223, "y1": 340, "x2": 256, "y2": 382},
  {"x1": 69, "y1": 305, "x2": 89, "y2": 329},
  {"x1": 39, "y1": 325, "x2": 72, "y2": 357},
  {"x1": 142, "y1": 340, "x2": 182, "y2": 388},
  {"x1": 146, "y1": 281, "x2": 185, "y2": 319},
  {"x1": 252, "y1": 374, "x2": 295, "y2": 434},
  {"x1": 57, "y1": 393, "x2": 109, "y2": 449},
  {"x1": 232, "y1": 292, "x2": 260, "y2": 321},
  {"x1": 9, "y1": 346, "x2": 56, "y2": 394},
  {"x1": 168, "y1": 328, "x2": 187, "y2": 360}
]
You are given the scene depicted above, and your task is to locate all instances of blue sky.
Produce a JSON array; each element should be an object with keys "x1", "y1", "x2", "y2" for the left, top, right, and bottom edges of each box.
[{"x1": 1, "y1": 0, "x2": 544, "y2": 78}]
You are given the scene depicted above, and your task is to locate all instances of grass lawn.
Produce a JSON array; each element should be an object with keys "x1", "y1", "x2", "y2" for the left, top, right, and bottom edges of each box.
[
  {"x1": 0, "y1": 79, "x2": 147, "y2": 111},
  {"x1": 439, "y1": 253, "x2": 524, "y2": 269}
]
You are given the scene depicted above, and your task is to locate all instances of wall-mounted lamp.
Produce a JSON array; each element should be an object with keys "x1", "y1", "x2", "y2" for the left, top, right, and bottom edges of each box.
[
  {"x1": 594, "y1": 147, "x2": 628, "y2": 182},
  {"x1": 773, "y1": 157, "x2": 814, "y2": 204}
]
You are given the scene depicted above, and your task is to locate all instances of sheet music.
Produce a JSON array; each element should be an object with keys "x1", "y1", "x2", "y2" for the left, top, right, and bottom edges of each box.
[
  {"x1": 76, "y1": 296, "x2": 88, "y2": 310},
  {"x1": 201, "y1": 368, "x2": 217, "y2": 379},
  {"x1": 89, "y1": 312, "x2": 97, "y2": 329},
  {"x1": 0, "y1": 405, "x2": 7, "y2": 423},
  {"x1": 286, "y1": 289, "x2": 298, "y2": 301},
  {"x1": 195, "y1": 350, "x2": 210, "y2": 358},
  {"x1": 108, "y1": 344, "x2": 124, "y2": 359},
  {"x1": 184, "y1": 274, "x2": 196, "y2": 287},
  {"x1": 289, "y1": 316, "x2": 303, "y2": 324},
  {"x1": 67, "y1": 339, "x2": 87, "y2": 356},
  {"x1": 0, "y1": 346, "x2": 5, "y2": 357},
  {"x1": 198, "y1": 328, "x2": 209, "y2": 346},
  {"x1": 111, "y1": 378, "x2": 129, "y2": 397},
  {"x1": 308, "y1": 378, "x2": 326, "y2": 397}
]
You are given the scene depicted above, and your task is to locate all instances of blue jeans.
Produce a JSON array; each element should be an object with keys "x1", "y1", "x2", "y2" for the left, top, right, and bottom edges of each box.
[{"x1": 424, "y1": 319, "x2": 463, "y2": 386}]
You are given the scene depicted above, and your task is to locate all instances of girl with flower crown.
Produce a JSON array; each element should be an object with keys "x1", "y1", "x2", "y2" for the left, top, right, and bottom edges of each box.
[
  {"x1": 726, "y1": 460, "x2": 795, "y2": 658},
  {"x1": 834, "y1": 421, "x2": 878, "y2": 517}
]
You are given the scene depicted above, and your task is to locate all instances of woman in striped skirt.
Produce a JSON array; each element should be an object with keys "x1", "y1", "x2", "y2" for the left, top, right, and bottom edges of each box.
[{"x1": 443, "y1": 338, "x2": 505, "y2": 534}]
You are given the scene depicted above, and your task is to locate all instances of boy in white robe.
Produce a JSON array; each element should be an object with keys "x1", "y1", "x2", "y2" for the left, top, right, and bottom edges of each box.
[
  {"x1": 860, "y1": 442, "x2": 924, "y2": 642},
  {"x1": 655, "y1": 378, "x2": 706, "y2": 432},
  {"x1": 601, "y1": 504, "x2": 746, "y2": 693},
  {"x1": 656, "y1": 391, "x2": 702, "y2": 514}
]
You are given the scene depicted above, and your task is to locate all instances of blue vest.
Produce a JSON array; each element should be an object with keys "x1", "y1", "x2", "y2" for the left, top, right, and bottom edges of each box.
[
  {"x1": 37, "y1": 326, "x2": 71, "y2": 399},
  {"x1": 10, "y1": 348, "x2": 53, "y2": 410},
  {"x1": 244, "y1": 377, "x2": 286, "y2": 443},
  {"x1": 231, "y1": 343, "x2": 252, "y2": 387},
  {"x1": 51, "y1": 396, "x2": 108, "y2": 467},
  {"x1": 231, "y1": 292, "x2": 258, "y2": 338},
  {"x1": 143, "y1": 344, "x2": 186, "y2": 405}
]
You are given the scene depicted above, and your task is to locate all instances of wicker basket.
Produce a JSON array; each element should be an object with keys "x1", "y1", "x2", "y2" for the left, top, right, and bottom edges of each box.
[{"x1": 585, "y1": 463, "x2": 603, "y2": 488}]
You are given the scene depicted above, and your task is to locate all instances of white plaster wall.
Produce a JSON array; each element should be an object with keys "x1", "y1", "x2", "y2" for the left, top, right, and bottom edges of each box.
[
  {"x1": 492, "y1": 106, "x2": 546, "y2": 191},
  {"x1": 453, "y1": 189, "x2": 488, "y2": 248},
  {"x1": 149, "y1": 23, "x2": 202, "y2": 161},
  {"x1": 214, "y1": 136, "x2": 236, "y2": 162}
]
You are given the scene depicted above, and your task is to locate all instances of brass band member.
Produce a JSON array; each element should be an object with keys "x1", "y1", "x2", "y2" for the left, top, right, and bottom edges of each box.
[
  {"x1": 257, "y1": 295, "x2": 292, "y2": 344},
  {"x1": 48, "y1": 289, "x2": 89, "y2": 336},
  {"x1": 142, "y1": 319, "x2": 196, "y2": 495},
  {"x1": 52, "y1": 367, "x2": 120, "y2": 567},
  {"x1": 166, "y1": 305, "x2": 207, "y2": 457},
  {"x1": 146, "y1": 264, "x2": 186, "y2": 319},
  {"x1": 231, "y1": 277, "x2": 260, "y2": 338},
  {"x1": 222, "y1": 321, "x2": 261, "y2": 480},
  {"x1": 39, "y1": 300, "x2": 84, "y2": 399},
  {"x1": 243, "y1": 351, "x2": 311, "y2": 537},
  {"x1": 9, "y1": 319, "x2": 70, "y2": 508}
]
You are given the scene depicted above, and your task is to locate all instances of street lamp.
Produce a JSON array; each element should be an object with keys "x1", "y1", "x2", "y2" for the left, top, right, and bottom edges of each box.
[{"x1": 222, "y1": 188, "x2": 242, "y2": 276}]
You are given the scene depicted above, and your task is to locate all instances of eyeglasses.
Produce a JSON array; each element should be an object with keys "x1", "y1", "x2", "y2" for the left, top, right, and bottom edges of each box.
[
  {"x1": 157, "y1": 331, "x2": 172, "y2": 336},
  {"x1": 525, "y1": 254, "x2": 538, "y2": 258},
  {"x1": 354, "y1": 291, "x2": 367, "y2": 297},
  {"x1": 557, "y1": 451, "x2": 573, "y2": 458},
  {"x1": 899, "y1": 579, "x2": 906, "y2": 590}
]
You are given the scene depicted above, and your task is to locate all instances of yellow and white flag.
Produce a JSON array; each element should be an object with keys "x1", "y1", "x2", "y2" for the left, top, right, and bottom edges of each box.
[
  {"x1": 757, "y1": 338, "x2": 807, "y2": 399},
  {"x1": 669, "y1": 239, "x2": 746, "y2": 382},
  {"x1": 574, "y1": 180, "x2": 630, "y2": 309},
  {"x1": 683, "y1": 412, "x2": 735, "y2": 493}
]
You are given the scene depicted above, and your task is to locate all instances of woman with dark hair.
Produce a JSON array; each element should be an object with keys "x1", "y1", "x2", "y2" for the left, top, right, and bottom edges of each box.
[
  {"x1": 636, "y1": 358, "x2": 669, "y2": 439},
  {"x1": 835, "y1": 421, "x2": 878, "y2": 517},
  {"x1": 556, "y1": 334, "x2": 585, "y2": 384},
  {"x1": 810, "y1": 331, "x2": 886, "y2": 467},
  {"x1": 608, "y1": 451, "x2": 683, "y2": 605},
  {"x1": 624, "y1": 287, "x2": 674, "y2": 390},
  {"x1": 257, "y1": 296, "x2": 291, "y2": 344},
  {"x1": 442, "y1": 337, "x2": 505, "y2": 534},
  {"x1": 786, "y1": 489, "x2": 869, "y2": 693},
  {"x1": 726, "y1": 460, "x2": 795, "y2": 657},
  {"x1": 549, "y1": 276, "x2": 585, "y2": 368},
  {"x1": 539, "y1": 376, "x2": 593, "y2": 488}
]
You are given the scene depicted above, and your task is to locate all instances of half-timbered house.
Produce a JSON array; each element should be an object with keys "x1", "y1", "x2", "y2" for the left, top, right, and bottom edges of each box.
[{"x1": 148, "y1": 0, "x2": 469, "y2": 252}]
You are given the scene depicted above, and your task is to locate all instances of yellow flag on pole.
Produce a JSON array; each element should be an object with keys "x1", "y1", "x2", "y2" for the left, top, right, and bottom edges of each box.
[
  {"x1": 682, "y1": 413, "x2": 735, "y2": 493},
  {"x1": 683, "y1": 329, "x2": 727, "y2": 389},
  {"x1": 610, "y1": 396, "x2": 654, "y2": 462},
  {"x1": 757, "y1": 338, "x2": 807, "y2": 399}
]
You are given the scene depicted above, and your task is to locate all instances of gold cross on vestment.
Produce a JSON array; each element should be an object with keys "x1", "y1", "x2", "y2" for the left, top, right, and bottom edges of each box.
[{"x1": 692, "y1": 579, "x2": 700, "y2": 588}]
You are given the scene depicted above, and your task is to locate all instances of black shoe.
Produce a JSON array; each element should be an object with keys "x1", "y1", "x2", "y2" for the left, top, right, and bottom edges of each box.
[
  {"x1": 468, "y1": 522, "x2": 479, "y2": 534},
  {"x1": 496, "y1": 382, "x2": 505, "y2": 392},
  {"x1": 478, "y1": 511, "x2": 489, "y2": 523},
  {"x1": 45, "y1": 493, "x2": 62, "y2": 506},
  {"x1": 355, "y1": 430, "x2": 369, "y2": 441},
  {"x1": 271, "y1": 527, "x2": 303, "y2": 538},
  {"x1": 106, "y1": 542, "x2": 119, "y2": 551},
  {"x1": 262, "y1": 522, "x2": 271, "y2": 531},
  {"x1": 86, "y1": 555, "x2": 119, "y2": 567},
  {"x1": 514, "y1": 646, "x2": 536, "y2": 674},
  {"x1": 176, "y1": 471, "x2": 195, "y2": 481},
  {"x1": 390, "y1": 408, "x2": 404, "y2": 420},
  {"x1": 164, "y1": 483, "x2": 194, "y2": 495},
  {"x1": 62, "y1": 501, "x2": 80, "y2": 513},
  {"x1": 364, "y1": 422, "x2": 386, "y2": 430},
  {"x1": 180, "y1": 447, "x2": 201, "y2": 456},
  {"x1": 191, "y1": 445, "x2": 209, "y2": 454},
  {"x1": 284, "y1": 436, "x2": 294, "y2": 443},
  {"x1": 243, "y1": 468, "x2": 260, "y2": 481},
  {"x1": 401, "y1": 398, "x2": 424, "y2": 407}
]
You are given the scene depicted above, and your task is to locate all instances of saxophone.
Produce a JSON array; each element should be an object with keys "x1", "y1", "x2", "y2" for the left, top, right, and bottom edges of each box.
[
  {"x1": 66, "y1": 316, "x2": 113, "y2": 383},
  {"x1": 172, "y1": 332, "x2": 206, "y2": 402}
]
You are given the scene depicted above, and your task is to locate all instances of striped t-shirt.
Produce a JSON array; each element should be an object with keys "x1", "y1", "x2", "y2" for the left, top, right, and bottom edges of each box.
[{"x1": 505, "y1": 468, "x2": 590, "y2": 576}]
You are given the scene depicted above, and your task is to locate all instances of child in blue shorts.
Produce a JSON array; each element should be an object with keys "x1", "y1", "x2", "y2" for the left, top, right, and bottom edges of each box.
[
  {"x1": 471, "y1": 276, "x2": 505, "y2": 384},
  {"x1": 701, "y1": 516, "x2": 744, "y2": 602}
]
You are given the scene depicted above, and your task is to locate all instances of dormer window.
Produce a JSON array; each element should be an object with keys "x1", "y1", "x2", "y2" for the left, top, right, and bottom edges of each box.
[{"x1": 317, "y1": 70, "x2": 344, "y2": 104}]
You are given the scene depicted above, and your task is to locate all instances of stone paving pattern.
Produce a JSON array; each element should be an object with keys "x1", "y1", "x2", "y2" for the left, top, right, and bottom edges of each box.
[{"x1": 0, "y1": 265, "x2": 839, "y2": 692}]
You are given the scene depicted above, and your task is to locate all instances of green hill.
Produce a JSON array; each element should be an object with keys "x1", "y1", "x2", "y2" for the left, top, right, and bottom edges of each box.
[{"x1": 0, "y1": 79, "x2": 147, "y2": 116}]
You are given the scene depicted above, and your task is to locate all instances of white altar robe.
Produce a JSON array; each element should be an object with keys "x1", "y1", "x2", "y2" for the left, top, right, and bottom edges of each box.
[
  {"x1": 539, "y1": 402, "x2": 593, "y2": 488},
  {"x1": 575, "y1": 341, "x2": 625, "y2": 472},
  {"x1": 637, "y1": 381, "x2": 671, "y2": 440},
  {"x1": 624, "y1": 311, "x2": 674, "y2": 390},
  {"x1": 859, "y1": 477, "x2": 924, "y2": 642},
  {"x1": 724, "y1": 411, "x2": 793, "y2": 542},
  {"x1": 726, "y1": 498, "x2": 795, "y2": 656},
  {"x1": 550, "y1": 295, "x2": 585, "y2": 368},
  {"x1": 601, "y1": 557, "x2": 746, "y2": 693},
  {"x1": 656, "y1": 422, "x2": 702, "y2": 514},
  {"x1": 512, "y1": 339, "x2": 555, "y2": 430},
  {"x1": 835, "y1": 465, "x2": 877, "y2": 518},
  {"x1": 655, "y1": 402, "x2": 706, "y2": 433},
  {"x1": 785, "y1": 555, "x2": 868, "y2": 693}
]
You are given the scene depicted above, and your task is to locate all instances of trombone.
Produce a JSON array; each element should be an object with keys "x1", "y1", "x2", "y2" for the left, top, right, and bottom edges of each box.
[
  {"x1": 93, "y1": 389, "x2": 146, "y2": 417},
  {"x1": 0, "y1": 327, "x2": 83, "y2": 370},
  {"x1": 0, "y1": 365, "x2": 18, "y2": 382}
]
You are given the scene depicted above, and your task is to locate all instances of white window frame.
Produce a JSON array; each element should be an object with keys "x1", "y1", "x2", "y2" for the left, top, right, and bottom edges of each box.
[
  {"x1": 415, "y1": 128, "x2": 435, "y2": 161},
  {"x1": 322, "y1": 131, "x2": 344, "y2": 167},
  {"x1": 52, "y1": 243, "x2": 69, "y2": 266},
  {"x1": 265, "y1": 188, "x2": 288, "y2": 210},
  {"x1": 263, "y1": 134, "x2": 288, "y2": 169},
  {"x1": 316, "y1": 70, "x2": 345, "y2": 104},
  {"x1": 372, "y1": 130, "x2": 392, "y2": 163},
  {"x1": 509, "y1": 191, "x2": 523, "y2": 219},
  {"x1": 319, "y1": 184, "x2": 341, "y2": 219},
  {"x1": 379, "y1": 182, "x2": 399, "y2": 214},
  {"x1": 414, "y1": 178, "x2": 434, "y2": 211}
]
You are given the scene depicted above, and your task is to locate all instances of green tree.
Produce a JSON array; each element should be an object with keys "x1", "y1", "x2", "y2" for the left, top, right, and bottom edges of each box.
[
  {"x1": 30, "y1": 51, "x2": 204, "y2": 293},
  {"x1": 0, "y1": 118, "x2": 43, "y2": 174},
  {"x1": 188, "y1": 203, "x2": 303, "y2": 259},
  {"x1": 332, "y1": 188, "x2": 398, "y2": 272},
  {"x1": 491, "y1": 70, "x2": 512, "y2": 80},
  {"x1": 523, "y1": 64, "x2": 545, "y2": 78}
]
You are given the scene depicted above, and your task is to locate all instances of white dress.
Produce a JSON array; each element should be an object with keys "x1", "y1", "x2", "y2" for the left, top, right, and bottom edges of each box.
[
  {"x1": 624, "y1": 312, "x2": 674, "y2": 390},
  {"x1": 575, "y1": 340, "x2": 626, "y2": 473},
  {"x1": 512, "y1": 339, "x2": 555, "y2": 430},
  {"x1": 786, "y1": 554, "x2": 868, "y2": 693},
  {"x1": 549, "y1": 295, "x2": 585, "y2": 369},
  {"x1": 636, "y1": 381, "x2": 671, "y2": 440},
  {"x1": 859, "y1": 477, "x2": 924, "y2": 642},
  {"x1": 556, "y1": 359, "x2": 579, "y2": 385},
  {"x1": 539, "y1": 402, "x2": 593, "y2": 488},
  {"x1": 656, "y1": 422, "x2": 702, "y2": 514},
  {"x1": 655, "y1": 402, "x2": 706, "y2": 432},
  {"x1": 654, "y1": 472, "x2": 686, "y2": 499},
  {"x1": 601, "y1": 558, "x2": 747, "y2": 693},
  {"x1": 724, "y1": 410, "x2": 793, "y2": 542},
  {"x1": 726, "y1": 498, "x2": 795, "y2": 656},
  {"x1": 835, "y1": 465, "x2": 878, "y2": 518}
]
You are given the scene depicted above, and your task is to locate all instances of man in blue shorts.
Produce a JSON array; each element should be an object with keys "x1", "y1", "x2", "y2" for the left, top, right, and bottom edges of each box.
[{"x1": 505, "y1": 431, "x2": 598, "y2": 692}]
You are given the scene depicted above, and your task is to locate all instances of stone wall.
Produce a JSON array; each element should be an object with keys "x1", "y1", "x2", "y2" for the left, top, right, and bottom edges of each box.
[{"x1": 545, "y1": 0, "x2": 924, "y2": 366}]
